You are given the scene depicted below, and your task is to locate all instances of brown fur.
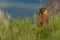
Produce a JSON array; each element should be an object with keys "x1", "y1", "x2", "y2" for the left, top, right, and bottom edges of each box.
[{"x1": 37, "y1": 8, "x2": 49, "y2": 26}]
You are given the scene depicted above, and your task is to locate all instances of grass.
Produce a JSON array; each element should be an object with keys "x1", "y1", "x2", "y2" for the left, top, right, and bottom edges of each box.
[{"x1": 0, "y1": 14, "x2": 60, "y2": 40}]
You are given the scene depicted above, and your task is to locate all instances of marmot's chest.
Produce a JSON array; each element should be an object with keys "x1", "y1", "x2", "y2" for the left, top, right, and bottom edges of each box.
[
  {"x1": 41, "y1": 13, "x2": 47, "y2": 19},
  {"x1": 40, "y1": 13, "x2": 48, "y2": 22}
]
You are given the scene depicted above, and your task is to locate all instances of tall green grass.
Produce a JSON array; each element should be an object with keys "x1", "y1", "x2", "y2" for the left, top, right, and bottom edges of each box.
[{"x1": 0, "y1": 14, "x2": 60, "y2": 40}]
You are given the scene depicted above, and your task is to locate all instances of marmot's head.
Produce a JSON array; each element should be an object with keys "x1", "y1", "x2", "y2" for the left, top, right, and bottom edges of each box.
[{"x1": 39, "y1": 8, "x2": 48, "y2": 15}]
